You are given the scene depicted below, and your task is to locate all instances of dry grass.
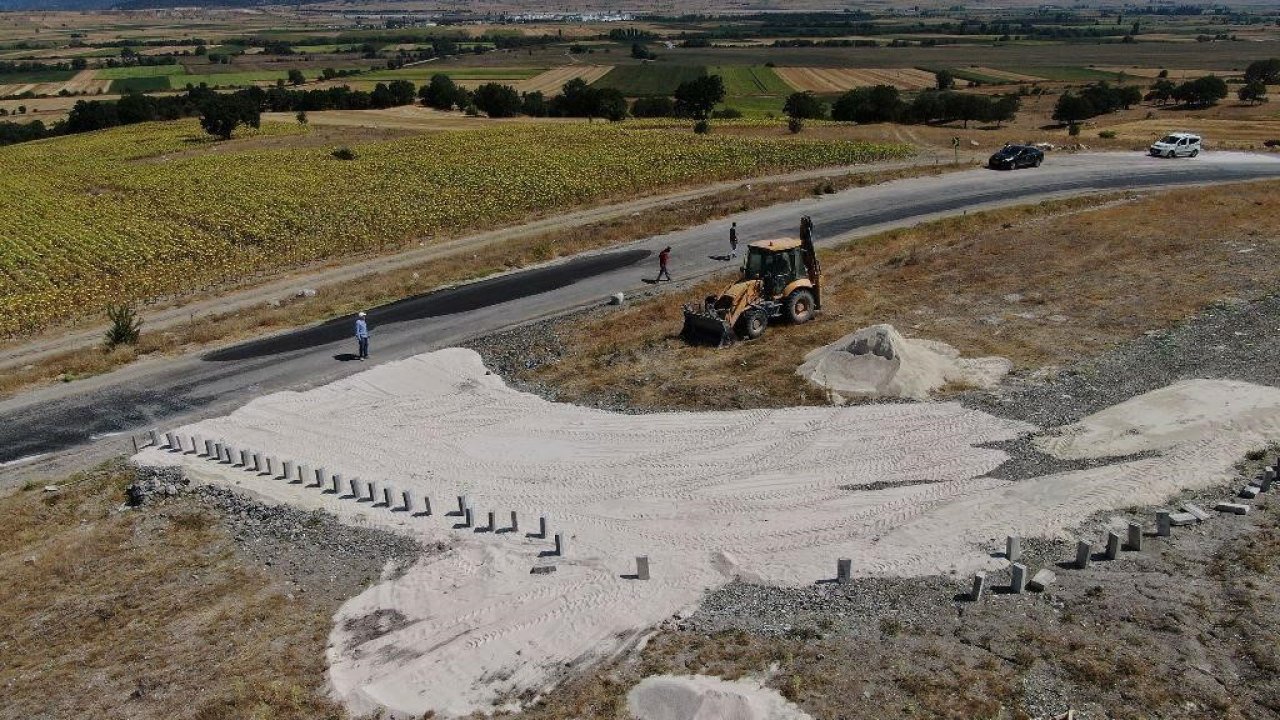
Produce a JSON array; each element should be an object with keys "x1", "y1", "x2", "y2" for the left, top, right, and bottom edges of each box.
[
  {"x1": 0, "y1": 463, "x2": 346, "y2": 720},
  {"x1": 0, "y1": 164, "x2": 957, "y2": 400},
  {"x1": 529, "y1": 180, "x2": 1280, "y2": 411}
]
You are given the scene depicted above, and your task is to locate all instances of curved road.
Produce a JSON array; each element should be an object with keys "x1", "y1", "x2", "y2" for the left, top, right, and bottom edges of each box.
[{"x1": 3, "y1": 151, "x2": 1279, "y2": 476}]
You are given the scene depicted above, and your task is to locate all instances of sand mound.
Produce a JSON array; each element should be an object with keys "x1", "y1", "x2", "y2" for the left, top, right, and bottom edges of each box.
[
  {"x1": 1034, "y1": 379, "x2": 1280, "y2": 460},
  {"x1": 627, "y1": 675, "x2": 812, "y2": 720},
  {"x1": 797, "y1": 324, "x2": 1011, "y2": 401}
]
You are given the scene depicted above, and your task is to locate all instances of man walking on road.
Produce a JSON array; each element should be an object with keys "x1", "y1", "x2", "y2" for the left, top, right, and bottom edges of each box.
[
  {"x1": 355, "y1": 311, "x2": 370, "y2": 360},
  {"x1": 728, "y1": 222, "x2": 739, "y2": 261},
  {"x1": 657, "y1": 247, "x2": 672, "y2": 282}
]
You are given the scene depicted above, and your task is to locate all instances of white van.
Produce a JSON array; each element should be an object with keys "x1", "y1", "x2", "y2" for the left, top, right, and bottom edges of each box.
[{"x1": 1149, "y1": 132, "x2": 1202, "y2": 158}]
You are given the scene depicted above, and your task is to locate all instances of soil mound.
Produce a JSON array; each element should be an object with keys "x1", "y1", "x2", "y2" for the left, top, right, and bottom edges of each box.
[{"x1": 796, "y1": 323, "x2": 1011, "y2": 401}]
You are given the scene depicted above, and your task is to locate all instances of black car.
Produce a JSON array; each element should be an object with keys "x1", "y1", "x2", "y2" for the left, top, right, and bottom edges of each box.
[{"x1": 987, "y1": 144, "x2": 1044, "y2": 170}]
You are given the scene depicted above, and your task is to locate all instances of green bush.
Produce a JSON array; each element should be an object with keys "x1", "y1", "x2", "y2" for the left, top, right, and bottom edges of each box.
[
  {"x1": 104, "y1": 304, "x2": 141, "y2": 348},
  {"x1": 331, "y1": 146, "x2": 356, "y2": 160},
  {"x1": 1098, "y1": 130, "x2": 1116, "y2": 139}
]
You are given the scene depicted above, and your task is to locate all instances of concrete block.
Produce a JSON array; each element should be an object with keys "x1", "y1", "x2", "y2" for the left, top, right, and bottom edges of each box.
[
  {"x1": 296, "y1": 465, "x2": 307, "y2": 484},
  {"x1": 510, "y1": 510, "x2": 518, "y2": 532},
  {"x1": 265, "y1": 457, "x2": 276, "y2": 477},
  {"x1": 636, "y1": 556, "x2": 650, "y2": 581},
  {"x1": 252, "y1": 452, "x2": 262, "y2": 472},
  {"x1": 149, "y1": 429, "x2": 161, "y2": 447},
  {"x1": 539, "y1": 514, "x2": 548, "y2": 539},
  {"x1": 1156, "y1": 511, "x2": 1172, "y2": 536},
  {"x1": 315, "y1": 467, "x2": 326, "y2": 485},
  {"x1": 402, "y1": 490, "x2": 412, "y2": 512},
  {"x1": 1240, "y1": 485, "x2": 1259, "y2": 500},
  {"x1": 366, "y1": 481, "x2": 375, "y2": 502},
  {"x1": 189, "y1": 435, "x2": 199, "y2": 453},
  {"x1": 486, "y1": 510, "x2": 496, "y2": 531},
  {"x1": 969, "y1": 572, "x2": 986, "y2": 601},
  {"x1": 165, "y1": 432, "x2": 177, "y2": 451},
  {"x1": 554, "y1": 532, "x2": 565, "y2": 556},
  {"x1": 1169, "y1": 512, "x2": 1198, "y2": 526},
  {"x1": 1126, "y1": 522, "x2": 1143, "y2": 551},
  {"x1": 1215, "y1": 502, "x2": 1250, "y2": 515},
  {"x1": 464, "y1": 507, "x2": 473, "y2": 528},
  {"x1": 1006, "y1": 535, "x2": 1021, "y2": 563},
  {"x1": 530, "y1": 566, "x2": 557, "y2": 575},
  {"x1": 239, "y1": 449, "x2": 249, "y2": 467},
  {"x1": 383, "y1": 487, "x2": 392, "y2": 507},
  {"x1": 222, "y1": 446, "x2": 234, "y2": 464},
  {"x1": 1010, "y1": 563, "x2": 1027, "y2": 594},
  {"x1": 1028, "y1": 569, "x2": 1056, "y2": 592},
  {"x1": 837, "y1": 558, "x2": 852, "y2": 584},
  {"x1": 213, "y1": 442, "x2": 223, "y2": 461},
  {"x1": 1183, "y1": 504, "x2": 1211, "y2": 522},
  {"x1": 457, "y1": 495, "x2": 466, "y2": 514},
  {"x1": 349, "y1": 477, "x2": 359, "y2": 498},
  {"x1": 204, "y1": 439, "x2": 215, "y2": 457},
  {"x1": 1261, "y1": 467, "x2": 1275, "y2": 492},
  {"x1": 282, "y1": 461, "x2": 294, "y2": 481},
  {"x1": 1075, "y1": 540, "x2": 1092, "y2": 569},
  {"x1": 332, "y1": 474, "x2": 341, "y2": 494},
  {"x1": 1104, "y1": 531, "x2": 1121, "y2": 560},
  {"x1": 423, "y1": 496, "x2": 432, "y2": 516},
  {"x1": 131, "y1": 435, "x2": 139, "y2": 453}
]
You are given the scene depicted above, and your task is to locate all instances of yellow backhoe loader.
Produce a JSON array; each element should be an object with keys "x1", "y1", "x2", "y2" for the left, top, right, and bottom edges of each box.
[{"x1": 681, "y1": 216, "x2": 822, "y2": 347}]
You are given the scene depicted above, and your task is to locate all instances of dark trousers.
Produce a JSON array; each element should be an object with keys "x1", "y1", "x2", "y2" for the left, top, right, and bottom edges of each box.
[
  {"x1": 657, "y1": 266, "x2": 671, "y2": 281},
  {"x1": 358, "y1": 337, "x2": 369, "y2": 359}
]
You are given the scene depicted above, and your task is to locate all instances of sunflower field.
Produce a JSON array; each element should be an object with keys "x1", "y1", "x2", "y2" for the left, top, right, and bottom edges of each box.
[{"x1": 0, "y1": 119, "x2": 909, "y2": 336}]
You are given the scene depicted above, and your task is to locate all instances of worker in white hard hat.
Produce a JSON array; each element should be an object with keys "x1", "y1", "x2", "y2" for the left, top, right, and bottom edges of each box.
[{"x1": 355, "y1": 311, "x2": 369, "y2": 360}]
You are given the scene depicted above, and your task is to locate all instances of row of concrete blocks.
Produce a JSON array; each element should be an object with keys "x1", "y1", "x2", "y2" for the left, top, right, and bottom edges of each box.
[
  {"x1": 154, "y1": 429, "x2": 581, "y2": 560},
  {"x1": 964, "y1": 465, "x2": 1278, "y2": 601}
]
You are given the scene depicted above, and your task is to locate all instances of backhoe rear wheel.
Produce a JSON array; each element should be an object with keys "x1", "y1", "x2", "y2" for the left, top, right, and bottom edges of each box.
[
  {"x1": 736, "y1": 308, "x2": 768, "y2": 340},
  {"x1": 785, "y1": 289, "x2": 816, "y2": 324}
]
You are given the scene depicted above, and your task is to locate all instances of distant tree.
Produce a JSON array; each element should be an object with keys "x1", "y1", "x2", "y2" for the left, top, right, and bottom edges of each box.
[
  {"x1": 1238, "y1": 79, "x2": 1268, "y2": 105},
  {"x1": 472, "y1": 83, "x2": 522, "y2": 117},
  {"x1": 71, "y1": 57, "x2": 87, "y2": 70},
  {"x1": 935, "y1": 69, "x2": 955, "y2": 90},
  {"x1": 1172, "y1": 75, "x2": 1227, "y2": 106},
  {"x1": 630, "y1": 42, "x2": 657, "y2": 61},
  {"x1": 386, "y1": 79, "x2": 416, "y2": 106},
  {"x1": 194, "y1": 44, "x2": 207, "y2": 56},
  {"x1": 782, "y1": 91, "x2": 827, "y2": 120},
  {"x1": 990, "y1": 94, "x2": 1020, "y2": 127},
  {"x1": 287, "y1": 69, "x2": 305, "y2": 86},
  {"x1": 1147, "y1": 78, "x2": 1176, "y2": 104},
  {"x1": 631, "y1": 95, "x2": 676, "y2": 117},
  {"x1": 1157, "y1": 68, "x2": 1168, "y2": 78},
  {"x1": 199, "y1": 93, "x2": 260, "y2": 140},
  {"x1": 594, "y1": 88, "x2": 628, "y2": 121},
  {"x1": 831, "y1": 84, "x2": 901, "y2": 123},
  {"x1": 420, "y1": 74, "x2": 466, "y2": 111},
  {"x1": 946, "y1": 92, "x2": 990, "y2": 128},
  {"x1": 672, "y1": 75, "x2": 725, "y2": 120},
  {"x1": 1052, "y1": 91, "x2": 1095, "y2": 125},
  {"x1": 296, "y1": 109, "x2": 308, "y2": 124},
  {"x1": 520, "y1": 91, "x2": 548, "y2": 117},
  {"x1": 1244, "y1": 58, "x2": 1280, "y2": 85}
]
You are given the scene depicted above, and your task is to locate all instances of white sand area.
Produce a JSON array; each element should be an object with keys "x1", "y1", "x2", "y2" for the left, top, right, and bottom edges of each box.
[{"x1": 133, "y1": 350, "x2": 1280, "y2": 719}]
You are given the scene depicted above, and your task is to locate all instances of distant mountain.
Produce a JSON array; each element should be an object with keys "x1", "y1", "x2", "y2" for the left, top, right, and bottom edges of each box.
[
  {"x1": 0, "y1": 0, "x2": 276, "y2": 9},
  {"x1": 0, "y1": 0, "x2": 117, "y2": 8}
]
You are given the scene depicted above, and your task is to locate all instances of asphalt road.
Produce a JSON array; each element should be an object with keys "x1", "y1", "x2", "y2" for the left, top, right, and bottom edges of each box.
[{"x1": 4, "y1": 151, "x2": 1280, "y2": 476}]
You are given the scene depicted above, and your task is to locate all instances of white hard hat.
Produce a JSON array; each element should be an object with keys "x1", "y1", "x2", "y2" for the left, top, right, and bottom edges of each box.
[{"x1": 358, "y1": 311, "x2": 366, "y2": 317}]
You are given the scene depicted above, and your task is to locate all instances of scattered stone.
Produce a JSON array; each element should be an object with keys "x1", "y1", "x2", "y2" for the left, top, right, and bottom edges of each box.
[
  {"x1": 296, "y1": 288, "x2": 317, "y2": 298},
  {"x1": 1104, "y1": 532, "x2": 1121, "y2": 560},
  {"x1": 1126, "y1": 522, "x2": 1143, "y2": 551},
  {"x1": 1183, "y1": 504, "x2": 1211, "y2": 522},
  {"x1": 969, "y1": 572, "x2": 986, "y2": 601},
  {"x1": 530, "y1": 565, "x2": 557, "y2": 575},
  {"x1": 126, "y1": 466, "x2": 190, "y2": 506},
  {"x1": 1215, "y1": 502, "x2": 1250, "y2": 515},
  {"x1": 1028, "y1": 569, "x2": 1056, "y2": 592},
  {"x1": 1010, "y1": 563, "x2": 1027, "y2": 594},
  {"x1": 1006, "y1": 535, "x2": 1022, "y2": 563},
  {"x1": 609, "y1": 292, "x2": 624, "y2": 305},
  {"x1": 1075, "y1": 540, "x2": 1092, "y2": 569},
  {"x1": 1168, "y1": 512, "x2": 1198, "y2": 526},
  {"x1": 1240, "y1": 485, "x2": 1259, "y2": 499},
  {"x1": 42, "y1": 485, "x2": 59, "y2": 493}
]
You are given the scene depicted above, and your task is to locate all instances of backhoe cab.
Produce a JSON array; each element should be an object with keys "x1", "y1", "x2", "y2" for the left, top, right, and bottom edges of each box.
[{"x1": 681, "y1": 217, "x2": 822, "y2": 347}]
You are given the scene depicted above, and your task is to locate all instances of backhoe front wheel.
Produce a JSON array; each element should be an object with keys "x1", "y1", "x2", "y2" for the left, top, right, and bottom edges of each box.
[
  {"x1": 736, "y1": 308, "x2": 768, "y2": 340},
  {"x1": 785, "y1": 289, "x2": 816, "y2": 324}
]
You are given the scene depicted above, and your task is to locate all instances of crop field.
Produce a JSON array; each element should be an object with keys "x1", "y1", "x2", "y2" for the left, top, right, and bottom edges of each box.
[
  {"x1": 519, "y1": 65, "x2": 612, "y2": 94},
  {"x1": 94, "y1": 64, "x2": 188, "y2": 80},
  {"x1": 774, "y1": 67, "x2": 937, "y2": 92},
  {"x1": 0, "y1": 69, "x2": 75, "y2": 84},
  {"x1": 709, "y1": 65, "x2": 792, "y2": 95},
  {"x1": 592, "y1": 65, "x2": 708, "y2": 96},
  {"x1": 178, "y1": 71, "x2": 292, "y2": 88},
  {"x1": 109, "y1": 76, "x2": 170, "y2": 93},
  {"x1": 0, "y1": 120, "x2": 908, "y2": 336}
]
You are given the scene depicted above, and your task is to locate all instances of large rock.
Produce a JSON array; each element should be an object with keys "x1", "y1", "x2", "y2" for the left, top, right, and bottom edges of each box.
[{"x1": 796, "y1": 324, "x2": 1011, "y2": 401}]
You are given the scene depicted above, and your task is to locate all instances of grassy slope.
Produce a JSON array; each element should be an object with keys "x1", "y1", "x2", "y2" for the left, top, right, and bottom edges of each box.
[{"x1": 530, "y1": 181, "x2": 1280, "y2": 411}]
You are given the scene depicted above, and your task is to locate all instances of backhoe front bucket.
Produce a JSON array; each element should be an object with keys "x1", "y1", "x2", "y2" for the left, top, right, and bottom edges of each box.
[{"x1": 681, "y1": 306, "x2": 734, "y2": 348}]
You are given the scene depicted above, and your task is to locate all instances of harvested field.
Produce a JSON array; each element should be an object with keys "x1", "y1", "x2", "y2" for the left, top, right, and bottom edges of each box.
[
  {"x1": 61, "y1": 69, "x2": 110, "y2": 94},
  {"x1": 519, "y1": 64, "x2": 612, "y2": 94},
  {"x1": 1095, "y1": 66, "x2": 1239, "y2": 80},
  {"x1": 775, "y1": 67, "x2": 937, "y2": 92},
  {"x1": 967, "y1": 66, "x2": 1045, "y2": 82}
]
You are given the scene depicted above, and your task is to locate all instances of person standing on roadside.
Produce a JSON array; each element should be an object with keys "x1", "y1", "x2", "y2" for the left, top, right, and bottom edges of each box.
[
  {"x1": 355, "y1": 311, "x2": 370, "y2": 360},
  {"x1": 657, "y1": 247, "x2": 672, "y2": 282},
  {"x1": 728, "y1": 222, "x2": 739, "y2": 261}
]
